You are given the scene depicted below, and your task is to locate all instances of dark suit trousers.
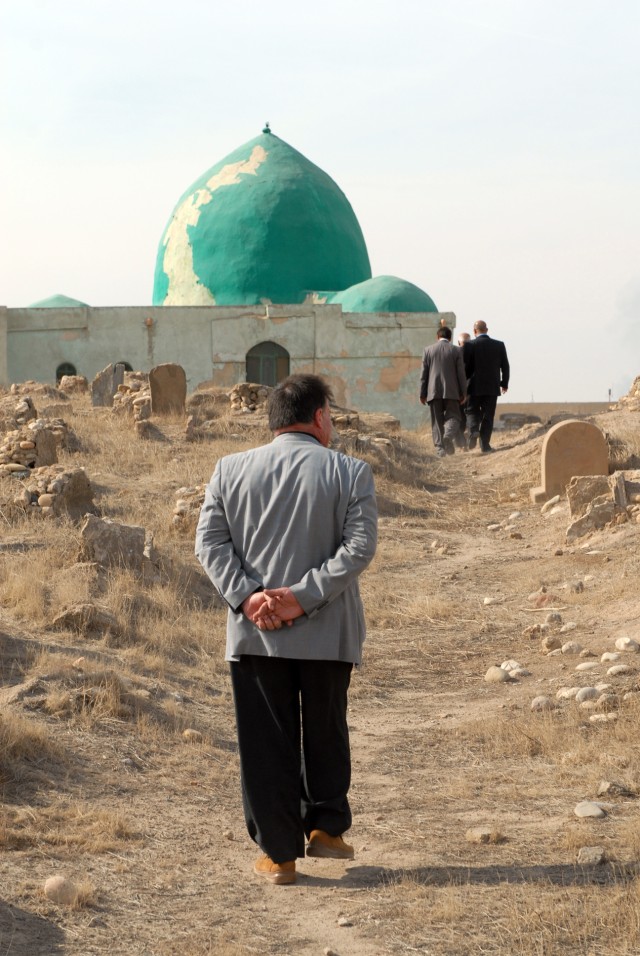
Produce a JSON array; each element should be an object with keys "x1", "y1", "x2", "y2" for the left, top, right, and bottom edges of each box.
[
  {"x1": 428, "y1": 398, "x2": 464, "y2": 451},
  {"x1": 466, "y1": 394, "x2": 498, "y2": 448},
  {"x1": 229, "y1": 655, "x2": 353, "y2": 863}
]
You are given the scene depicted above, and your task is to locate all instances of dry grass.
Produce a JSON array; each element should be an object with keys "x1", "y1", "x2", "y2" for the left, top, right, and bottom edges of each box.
[
  {"x1": 356, "y1": 876, "x2": 640, "y2": 955},
  {"x1": 2, "y1": 391, "x2": 640, "y2": 954},
  {"x1": 1, "y1": 802, "x2": 138, "y2": 852},
  {"x1": 0, "y1": 711, "x2": 64, "y2": 791}
]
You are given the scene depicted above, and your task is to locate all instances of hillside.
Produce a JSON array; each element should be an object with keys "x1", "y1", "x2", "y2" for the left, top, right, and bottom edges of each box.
[{"x1": 2, "y1": 383, "x2": 640, "y2": 956}]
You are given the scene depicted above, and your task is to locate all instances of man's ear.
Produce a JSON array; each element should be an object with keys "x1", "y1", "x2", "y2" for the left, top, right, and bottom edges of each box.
[{"x1": 312, "y1": 406, "x2": 324, "y2": 427}]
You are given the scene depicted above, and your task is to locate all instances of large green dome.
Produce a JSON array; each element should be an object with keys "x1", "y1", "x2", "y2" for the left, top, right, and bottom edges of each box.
[
  {"x1": 330, "y1": 275, "x2": 438, "y2": 313},
  {"x1": 153, "y1": 128, "x2": 371, "y2": 306}
]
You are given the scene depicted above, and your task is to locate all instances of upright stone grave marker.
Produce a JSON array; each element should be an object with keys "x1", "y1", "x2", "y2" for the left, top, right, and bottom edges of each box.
[
  {"x1": 530, "y1": 420, "x2": 609, "y2": 503},
  {"x1": 149, "y1": 363, "x2": 186, "y2": 414},
  {"x1": 90, "y1": 364, "x2": 124, "y2": 407}
]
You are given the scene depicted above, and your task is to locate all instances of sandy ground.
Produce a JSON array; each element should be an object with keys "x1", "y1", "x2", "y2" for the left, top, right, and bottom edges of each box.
[{"x1": 2, "y1": 411, "x2": 640, "y2": 955}]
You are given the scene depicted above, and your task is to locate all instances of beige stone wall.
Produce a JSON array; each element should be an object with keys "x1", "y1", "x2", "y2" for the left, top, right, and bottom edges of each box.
[
  {"x1": 1, "y1": 303, "x2": 452, "y2": 429},
  {"x1": 0, "y1": 308, "x2": 7, "y2": 387}
]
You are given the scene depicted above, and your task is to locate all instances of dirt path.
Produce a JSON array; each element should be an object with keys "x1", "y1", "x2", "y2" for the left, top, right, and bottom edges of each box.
[{"x1": 3, "y1": 430, "x2": 640, "y2": 955}]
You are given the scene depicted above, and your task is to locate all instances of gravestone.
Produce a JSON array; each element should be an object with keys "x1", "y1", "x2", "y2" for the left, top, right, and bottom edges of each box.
[
  {"x1": 149, "y1": 363, "x2": 187, "y2": 414},
  {"x1": 90, "y1": 363, "x2": 124, "y2": 407},
  {"x1": 530, "y1": 420, "x2": 609, "y2": 503}
]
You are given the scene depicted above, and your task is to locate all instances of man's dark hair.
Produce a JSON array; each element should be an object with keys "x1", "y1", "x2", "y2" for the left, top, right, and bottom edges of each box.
[
  {"x1": 268, "y1": 374, "x2": 334, "y2": 430},
  {"x1": 437, "y1": 326, "x2": 452, "y2": 340}
]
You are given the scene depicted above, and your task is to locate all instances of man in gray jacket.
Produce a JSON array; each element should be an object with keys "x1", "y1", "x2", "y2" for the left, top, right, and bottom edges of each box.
[
  {"x1": 195, "y1": 374, "x2": 377, "y2": 885},
  {"x1": 419, "y1": 325, "x2": 467, "y2": 456}
]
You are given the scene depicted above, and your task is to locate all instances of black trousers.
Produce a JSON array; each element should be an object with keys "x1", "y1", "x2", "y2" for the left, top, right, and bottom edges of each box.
[
  {"x1": 229, "y1": 655, "x2": 353, "y2": 863},
  {"x1": 466, "y1": 394, "x2": 498, "y2": 448}
]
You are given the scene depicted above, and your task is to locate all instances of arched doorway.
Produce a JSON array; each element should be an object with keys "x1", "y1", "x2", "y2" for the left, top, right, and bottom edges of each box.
[
  {"x1": 56, "y1": 362, "x2": 77, "y2": 382},
  {"x1": 246, "y1": 342, "x2": 290, "y2": 387}
]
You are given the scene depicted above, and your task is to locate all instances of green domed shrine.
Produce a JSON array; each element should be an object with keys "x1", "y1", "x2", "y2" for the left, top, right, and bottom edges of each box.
[
  {"x1": 4, "y1": 127, "x2": 454, "y2": 429},
  {"x1": 153, "y1": 127, "x2": 372, "y2": 306}
]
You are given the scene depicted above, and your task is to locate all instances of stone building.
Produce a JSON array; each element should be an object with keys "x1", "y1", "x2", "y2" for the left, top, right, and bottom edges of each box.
[{"x1": 0, "y1": 126, "x2": 454, "y2": 428}]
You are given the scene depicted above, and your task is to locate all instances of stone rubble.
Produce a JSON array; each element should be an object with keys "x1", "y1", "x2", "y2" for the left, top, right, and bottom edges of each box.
[
  {"x1": 112, "y1": 373, "x2": 151, "y2": 421},
  {"x1": 58, "y1": 374, "x2": 89, "y2": 394},
  {"x1": 0, "y1": 420, "x2": 57, "y2": 474},
  {"x1": 172, "y1": 485, "x2": 207, "y2": 531},
  {"x1": 229, "y1": 382, "x2": 271, "y2": 413}
]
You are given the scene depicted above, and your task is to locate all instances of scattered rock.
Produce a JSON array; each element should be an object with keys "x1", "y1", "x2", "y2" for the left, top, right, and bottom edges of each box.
[
  {"x1": 465, "y1": 827, "x2": 502, "y2": 844},
  {"x1": 561, "y1": 641, "x2": 582, "y2": 655},
  {"x1": 607, "y1": 664, "x2": 633, "y2": 676},
  {"x1": 615, "y1": 637, "x2": 640, "y2": 653},
  {"x1": 541, "y1": 495, "x2": 561, "y2": 514},
  {"x1": 577, "y1": 846, "x2": 606, "y2": 865},
  {"x1": 560, "y1": 622, "x2": 577, "y2": 633},
  {"x1": 575, "y1": 687, "x2": 599, "y2": 703},
  {"x1": 541, "y1": 635, "x2": 562, "y2": 654},
  {"x1": 50, "y1": 603, "x2": 119, "y2": 637},
  {"x1": 574, "y1": 801, "x2": 606, "y2": 819},
  {"x1": 556, "y1": 687, "x2": 581, "y2": 700},
  {"x1": 484, "y1": 666, "x2": 514, "y2": 683},
  {"x1": 500, "y1": 660, "x2": 520, "y2": 672},
  {"x1": 531, "y1": 696, "x2": 556, "y2": 712},
  {"x1": 44, "y1": 875, "x2": 78, "y2": 905}
]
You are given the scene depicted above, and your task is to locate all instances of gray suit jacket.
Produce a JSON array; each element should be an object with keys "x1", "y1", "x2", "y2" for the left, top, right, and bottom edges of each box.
[
  {"x1": 195, "y1": 432, "x2": 377, "y2": 664},
  {"x1": 419, "y1": 339, "x2": 467, "y2": 403}
]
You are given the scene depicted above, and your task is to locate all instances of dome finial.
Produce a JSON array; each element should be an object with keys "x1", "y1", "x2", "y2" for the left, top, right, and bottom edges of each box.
[{"x1": 262, "y1": 121, "x2": 272, "y2": 134}]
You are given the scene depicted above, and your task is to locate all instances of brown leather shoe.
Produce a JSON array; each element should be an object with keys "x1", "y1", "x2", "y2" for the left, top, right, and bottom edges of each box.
[
  {"x1": 306, "y1": 829, "x2": 354, "y2": 860},
  {"x1": 253, "y1": 854, "x2": 296, "y2": 885}
]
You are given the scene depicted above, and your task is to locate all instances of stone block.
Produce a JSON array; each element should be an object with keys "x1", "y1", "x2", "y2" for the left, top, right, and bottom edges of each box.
[
  {"x1": 149, "y1": 363, "x2": 187, "y2": 414},
  {"x1": 530, "y1": 420, "x2": 609, "y2": 504},
  {"x1": 79, "y1": 515, "x2": 147, "y2": 570},
  {"x1": 567, "y1": 475, "x2": 611, "y2": 518},
  {"x1": 566, "y1": 500, "x2": 617, "y2": 542},
  {"x1": 91, "y1": 364, "x2": 118, "y2": 407}
]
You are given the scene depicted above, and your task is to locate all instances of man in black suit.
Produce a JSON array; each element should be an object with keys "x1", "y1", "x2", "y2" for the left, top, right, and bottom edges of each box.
[{"x1": 463, "y1": 320, "x2": 509, "y2": 453}]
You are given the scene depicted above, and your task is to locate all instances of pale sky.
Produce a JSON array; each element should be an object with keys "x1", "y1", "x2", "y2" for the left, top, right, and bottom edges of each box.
[{"x1": 1, "y1": 0, "x2": 638, "y2": 403}]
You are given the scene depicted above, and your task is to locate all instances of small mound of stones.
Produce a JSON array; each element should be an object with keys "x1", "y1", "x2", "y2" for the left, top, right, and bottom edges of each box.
[
  {"x1": 0, "y1": 421, "x2": 58, "y2": 474},
  {"x1": 172, "y1": 485, "x2": 206, "y2": 531},
  {"x1": 10, "y1": 465, "x2": 94, "y2": 519},
  {"x1": 112, "y1": 375, "x2": 151, "y2": 421},
  {"x1": 0, "y1": 393, "x2": 38, "y2": 428},
  {"x1": 229, "y1": 382, "x2": 271, "y2": 413},
  {"x1": 58, "y1": 374, "x2": 88, "y2": 394}
]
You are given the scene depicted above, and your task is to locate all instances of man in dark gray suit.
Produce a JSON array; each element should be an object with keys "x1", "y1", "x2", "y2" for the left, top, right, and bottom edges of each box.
[
  {"x1": 419, "y1": 325, "x2": 467, "y2": 457},
  {"x1": 196, "y1": 374, "x2": 377, "y2": 885},
  {"x1": 463, "y1": 320, "x2": 510, "y2": 453}
]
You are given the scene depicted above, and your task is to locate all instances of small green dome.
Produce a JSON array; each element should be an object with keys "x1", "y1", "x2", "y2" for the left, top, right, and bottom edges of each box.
[
  {"x1": 331, "y1": 275, "x2": 438, "y2": 313},
  {"x1": 153, "y1": 129, "x2": 371, "y2": 306},
  {"x1": 29, "y1": 294, "x2": 88, "y2": 308}
]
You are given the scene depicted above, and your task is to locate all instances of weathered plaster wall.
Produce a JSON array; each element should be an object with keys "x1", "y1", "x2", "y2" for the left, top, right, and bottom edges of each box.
[{"x1": 2, "y1": 304, "x2": 452, "y2": 429}]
